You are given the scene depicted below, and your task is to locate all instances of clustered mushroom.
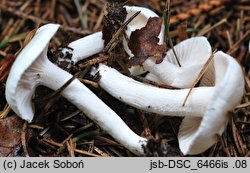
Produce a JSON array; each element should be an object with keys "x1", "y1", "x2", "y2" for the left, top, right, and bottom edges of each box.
[{"x1": 5, "y1": 6, "x2": 245, "y2": 156}]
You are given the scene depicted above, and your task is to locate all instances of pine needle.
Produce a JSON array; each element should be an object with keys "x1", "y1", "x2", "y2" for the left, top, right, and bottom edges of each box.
[
  {"x1": 164, "y1": 0, "x2": 181, "y2": 67},
  {"x1": 182, "y1": 49, "x2": 217, "y2": 106},
  {"x1": 0, "y1": 104, "x2": 11, "y2": 119}
]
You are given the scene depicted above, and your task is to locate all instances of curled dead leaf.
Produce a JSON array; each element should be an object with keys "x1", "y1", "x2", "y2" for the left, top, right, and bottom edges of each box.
[{"x1": 128, "y1": 17, "x2": 166, "y2": 66}]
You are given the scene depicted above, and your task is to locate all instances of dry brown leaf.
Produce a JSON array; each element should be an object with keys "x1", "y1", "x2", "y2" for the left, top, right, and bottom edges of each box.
[
  {"x1": 128, "y1": 17, "x2": 166, "y2": 66},
  {"x1": 0, "y1": 115, "x2": 23, "y2": 147},
  {"x1": 0, "y1": 115, "x2": 23, "y2": 156}
]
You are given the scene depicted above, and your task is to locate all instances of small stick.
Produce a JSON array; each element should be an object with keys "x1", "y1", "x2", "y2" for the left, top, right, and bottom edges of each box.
[
  {"x1": 244, "y1": 75, "x2": 250, "y2": 92},
  {"x1": 94, "y1": 146, "x2": 111, "y2": 157},
  {"x1": 43, "y1": 138, "x2": 64, "y2": 147},
  {"x1": 232, "y1": 119, "x2": 245, "y2": 156},
  {"x1": 34, "y1": 0, "x2": 40, "y2": 16},
  {"x1": 94, "y1": 135, "x2": 122, "y2": 147},
  {"x1": 235, "y1": 102, "x2": 250, "y2": 109},
  {"x1": 227, "y1": 30, "x2": 250, "y2": 55},
  {"x1": 0, "y1": 4, "x2": 91, "y2": 35},
  {"x1": 183, "y1": 49, "x2": 217, "y2": 106},
  {"x1": 57, "y1": 130, "x2": 105, "y2": 154},
  {"x1": 74, "y1": 148, "x2": 101, "y2": 157},
  {"x1": 61, "y1": 134, "x2": 73, "y2": 146},
  {"x1": 198, "y1": 18, "x2": 227, "y2": 36},
  {"x1": 21, "y1": 122, "x2": 29, "y2": 157},
  {"x1": 74, "y1": 0, "x2": 86, "y2": 29},
  {"x1": 78, "y1": 55, "x2": 109, "y2": 69},
  {"x1": 137, "y1": 110, "x2": 152, "y2": 138},
  {"x1": 235, "y1": 5, "x2": 250, "y2": 11},
  {"x1": 78, "y1": 78, "x2": 100, "y2": 89},
  {"x1": 73, "y1": 123, "x2": 94, "y2": 134},
  {"x1": 229, "y1": 145, "x2": 237, "y2": 157},
  {"x1": 226, "y1": 30, "x2": 233, "y2": 49},
  {"x1": 216, "y1": 134, "x2": 231, "y2": 157},
  {"x1": 245, "y1": 151, "x2": 250, "y2": 157},
  {"x1": 237, "y1": 121, "x2": 250, "y2": 124},
  {"x1": 164, "y1": 0, "x2": 181, "y2": 67},
  {"x1": 0, "y1": 50, "x2": 7, "y2": 56},
  {"x1": 93, "y1": 6, "x2": 105, "y2": 31},
  {"x1": 39, "y1": 127, "x2": 50, "y2": 136},
  {"x1": 0, "y1": 104, "x2": 11, "y2": 119},
  {"x1": 27, "y1": 124, "x2": 44, "y2": 130},
  {"x1": 0, "y1": 19, "x2": 14, "y2": 41},
  {"x1": 66, "y1": 138, "x2": 75, "y2": 157},
  {"x1": 103, "y1": 11, "x2": 141, "y2": 53},
  {"x1": 50, "y1": 0, "x2": 57, "y2": 20},
  {"x1": 60, "y1": 110, "x2": 82, "y2": 122},
  {"x1": 235, "y1": 128, "x2": 247, "y2": 155}
]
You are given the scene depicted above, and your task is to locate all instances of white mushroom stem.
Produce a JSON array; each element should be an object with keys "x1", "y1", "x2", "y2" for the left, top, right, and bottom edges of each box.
[
  {"x1": 5, "y1": 24, "x2": 147, "y2": 155},
  {"x1": 62, "y1": 32, "x2": 104, "y2": 65},
  {"x1": 94, "y1": 64, "x2": 214, "y2": 117},
  {"x1": 35, "y1": 53, "x2": 147, "y2": 155}
]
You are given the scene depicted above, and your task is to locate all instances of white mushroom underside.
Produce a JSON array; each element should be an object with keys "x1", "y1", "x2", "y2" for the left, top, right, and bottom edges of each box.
[
  {"x1": 178, "y1": 51, "x2": 245, "y2": 155},
  {"x1": 142, "y1": 37, "x2": 212, "y2": 88}
]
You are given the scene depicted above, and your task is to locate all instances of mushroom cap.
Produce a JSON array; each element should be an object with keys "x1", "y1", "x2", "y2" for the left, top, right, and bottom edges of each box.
[
  {"x1": 178, "y1": 51, "x2": 245, "y2": 155},
  {"x1": 5, "y1": 24, "x2": 60, "y2": 122},
  {"x1": 144, "y1": 36, "x2": 212, "y2": 88}
]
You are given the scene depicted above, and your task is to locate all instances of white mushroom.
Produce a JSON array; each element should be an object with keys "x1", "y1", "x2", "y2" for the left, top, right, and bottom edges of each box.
[
  {"x1": 178, "y1": 51, "x2": 244, "y2": 155},
  {"x1": 93, "y1": 51, "x2": 244, "y2": 155},
  {"x1": 5, "y1": 24, "x2": 147, "y2": 155},
  {"x1": 60, "y1": 6, "x2": 213, "y2": 88},
  {"x1": 143, "y1": 37, "x2": 212, "y2": 88}
]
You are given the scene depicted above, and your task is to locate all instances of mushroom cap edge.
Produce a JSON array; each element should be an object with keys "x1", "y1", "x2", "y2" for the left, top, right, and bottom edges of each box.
[
  {"x1": 5, "y1": 23, "x2": 60, "y2": 122},
  {"x1": 178, "y1": 51, "x2": 245, "y2": 155}
]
